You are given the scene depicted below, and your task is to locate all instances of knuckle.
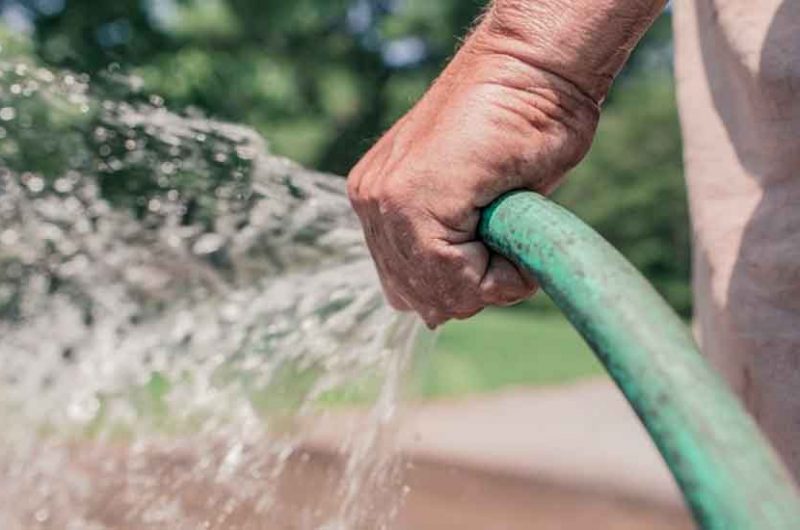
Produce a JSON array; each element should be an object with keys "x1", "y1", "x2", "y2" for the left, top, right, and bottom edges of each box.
[
  {"x1": 429, "y1": 243, "x2": 458, "y2": 265},
  {"x1": 483, "y1": 284, "x2": 534, "y2": 306},
  {"x1": 453, "y1": 307, "x2": 483, "y2": 321},
  {"x1": 385, "y1": 293, "x2": 410, "y2": 311},
  {"x1": 346, "y1": 176, "x2": 365, "y2": 207},
  {"x1": 377, "y1": 177, "x2": 414, "y2": 211},
  {"x1": 421, "y1": 308, "x2": 447, "y2": 329},
  {"x1": 432, "y1": 288, "x2": 484, "y2": 319}
]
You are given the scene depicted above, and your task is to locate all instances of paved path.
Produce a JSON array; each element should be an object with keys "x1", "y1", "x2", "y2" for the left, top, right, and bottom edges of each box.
[
  {"x1": 1, "y1": 378, "x2": 691, "y2": 529},
  {"x1": 307, "y1": 378, "x2": 687, "y2": 510}
]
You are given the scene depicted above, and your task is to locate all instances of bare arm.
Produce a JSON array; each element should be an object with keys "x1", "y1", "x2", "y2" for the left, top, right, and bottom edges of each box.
[
  {"x1": 348, "y1": 0, "x2": 667, "y2": 328},
  {"x1": 479, "y1": 0, "x2": 668, "y2": 101}
]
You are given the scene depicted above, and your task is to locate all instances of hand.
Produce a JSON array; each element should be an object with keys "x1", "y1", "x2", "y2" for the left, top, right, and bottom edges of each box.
[{"x1": 347, "y1": 27, "x2": 601, "y2": 328}]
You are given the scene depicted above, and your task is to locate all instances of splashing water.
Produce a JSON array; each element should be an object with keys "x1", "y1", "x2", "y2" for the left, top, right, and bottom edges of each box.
[{"x1": 0, "y1": 51, "x2": 425, "y2": 529}]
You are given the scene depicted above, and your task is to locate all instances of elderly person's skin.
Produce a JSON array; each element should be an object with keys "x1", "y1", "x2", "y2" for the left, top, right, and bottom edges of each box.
[
  {"x1": 347, "y1": 0, "x2": 666, "y2": 328},
  {"x1": 349, "y1": 0, "x2": 800, "y2": 483},
  {"x1": 674, "y1": 0, "x2": 800, "y2": 480}
]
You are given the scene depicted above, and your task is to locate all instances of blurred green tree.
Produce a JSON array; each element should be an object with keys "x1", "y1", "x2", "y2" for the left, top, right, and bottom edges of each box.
[
  {"x1": 6, "y1": 0, "x2": 487, "y2": 173},
  {"x1": 0, "y1": 1, "x2": 690, "y2": 313},
  {"x1": 555, "y1": 72, "x2": 691, "y2": 315}
]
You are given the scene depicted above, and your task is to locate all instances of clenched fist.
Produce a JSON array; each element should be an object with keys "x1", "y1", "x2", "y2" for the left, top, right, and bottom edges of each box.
[
  {"x1": 348, "y1": 1, "x2": 663, "y2": 327},
  {"x1": 348, "y1": 28, "x2": 598, "y2": 328}
]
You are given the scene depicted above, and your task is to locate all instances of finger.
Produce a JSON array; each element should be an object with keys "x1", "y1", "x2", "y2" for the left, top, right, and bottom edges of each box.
[
  {"x1": 367, "y1": 202, "x2": 441, "y2": 312},
  {"x1": 449, "y1": 240, "x2": 490, "y2": 285},
  {"x1": 363, "y1": 224, "x2": 413, "y2": 312},
  {"x1": 380, "y1": 274, "x2": 413, "y2": 311},
  {"x1": 399, "y1": 239, "x2": 486, "y2": 319},
  {"x1": 386, "y1": 274, "x2": 448, "y2": 328},
  {"x1": 347, "y1": 132, "x2": 396, "y2": 210},
  {"x1": 479, "y1": 253, "x2": 539, "y2": 306},
  {"x1": 506, "y1": 255, "x2": 539, "y2": 291},
  {"x1": 452, "y1": 306, "x2": 484, "y2": 321},
  {"x1": 373, "y1": 240, "x2": 449, "y2": 327},
  {"x1": 419, "y1": 307, "x2": 448, "y2": 330}
]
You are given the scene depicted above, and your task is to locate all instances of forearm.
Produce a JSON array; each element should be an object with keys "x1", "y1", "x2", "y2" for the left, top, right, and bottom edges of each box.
[
  {"x1": 348, "y1": 2, "x2": 666, "y2": 326},
  {"x1": 471, "y1": 0, "x2": 668, "y2": 102}
]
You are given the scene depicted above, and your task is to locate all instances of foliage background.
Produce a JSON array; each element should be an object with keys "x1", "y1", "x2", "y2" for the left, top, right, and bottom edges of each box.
[{"x1": 0, "y1": 0, "x2": 690, "y2": 315}]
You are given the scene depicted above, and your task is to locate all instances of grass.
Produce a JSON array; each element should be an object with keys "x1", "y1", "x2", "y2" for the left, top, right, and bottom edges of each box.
[
  {"x1": 119, "y1": 302, "x2": 609, "y2": 418},
  {"x1": 318, "y1": 304, "x2": 608, "y2": 405},
  {"x1": 414, "y1": 306, "x2": 606, "y2": 399},
  {"x1": 71, "y1": 304, "x2": 607, "y2": 435}
]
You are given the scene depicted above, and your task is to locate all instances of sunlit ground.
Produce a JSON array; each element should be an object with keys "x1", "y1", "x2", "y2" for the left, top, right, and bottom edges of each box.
[
  {"x1": 419, "y1": 306, "x2": 605, "y2": 398},
  {"x1": 316, "y1": 303, "x2": 605, "y2": 406}
]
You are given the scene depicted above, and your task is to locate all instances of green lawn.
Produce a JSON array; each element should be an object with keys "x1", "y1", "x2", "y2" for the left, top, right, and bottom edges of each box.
[
  {"x1": 414, "y1": 306, "x2": 606, "y2": 399},
  {"x1": 95, "y1": 305, "x2": 608, "y2": 427}
]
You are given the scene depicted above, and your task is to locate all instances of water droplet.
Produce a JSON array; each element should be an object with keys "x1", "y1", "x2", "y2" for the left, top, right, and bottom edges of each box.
[
  {"x1": 36, "y1": 68, "x2": 55, "y2": 83},
  {"x1": 23, "y1": 80, "x2": 39, "y2": 95},
  {"x1": 160, "y1": 161, "x2": 175, "y2": 175},
  {"x1": 54, "y1": 178, "x2": 73, "y2": 193},
  {"x1": 25, "y1": 176, "x2": 44, "y2": 193},
  {"x1": 235, "y1": 145, "x2": 256, "y2": 160},
  {"x1": 0, "y1": 107, "x2": 16, "y2": 121},
  {"x1": 192, "y1": 233, "x2": 225, "y2": 255},
  {"x1": 0, "y1": 229, "x2": 19, "y2": 245},
  {"x1": 67, "y1": 394, "x2": 100, "y2": 423}
]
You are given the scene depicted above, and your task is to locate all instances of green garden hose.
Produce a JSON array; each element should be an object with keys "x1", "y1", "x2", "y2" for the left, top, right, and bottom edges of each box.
[{"x1": 479, "y1": 191, "x2": 800, "y2": 529}]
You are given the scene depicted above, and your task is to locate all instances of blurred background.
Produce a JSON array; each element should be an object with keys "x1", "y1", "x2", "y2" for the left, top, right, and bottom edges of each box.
[
  {"x1": 0, "y1": 0, "x2": 689, "y2": 400},
  {"x1": 0, "y1": 1, "x2": 697, "y2": 528}
]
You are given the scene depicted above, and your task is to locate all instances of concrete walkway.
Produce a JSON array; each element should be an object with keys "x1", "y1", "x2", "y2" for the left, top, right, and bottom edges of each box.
[{"x1": 307, "y1": 378, "x2": 686, "y2": 511}]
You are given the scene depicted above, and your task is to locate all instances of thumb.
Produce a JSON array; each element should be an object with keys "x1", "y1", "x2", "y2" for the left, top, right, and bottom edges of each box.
[{"x1": 479, "y1": 253, "x2": 539, "y2": 306}]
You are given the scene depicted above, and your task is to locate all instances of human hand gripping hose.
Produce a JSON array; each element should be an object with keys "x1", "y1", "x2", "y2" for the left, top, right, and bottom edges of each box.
[{"x1": 478, "y1": 191, "x2": 800, "y2": 530}]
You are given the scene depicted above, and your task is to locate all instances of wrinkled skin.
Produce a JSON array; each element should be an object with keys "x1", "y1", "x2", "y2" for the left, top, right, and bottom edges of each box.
[
  {"x1": 348, "y1": 1, "x2": 665, "y2": 327},
  {"x1": 348, "y1": 46, "x2": 598, "y2": 326}
]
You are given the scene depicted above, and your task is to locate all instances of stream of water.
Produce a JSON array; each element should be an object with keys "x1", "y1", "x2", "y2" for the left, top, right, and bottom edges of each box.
[{"x1": 0, "y1": 54, "x2": 425, "y2": 529}]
